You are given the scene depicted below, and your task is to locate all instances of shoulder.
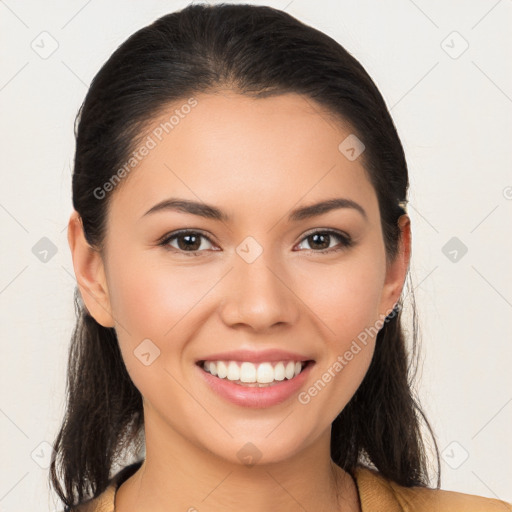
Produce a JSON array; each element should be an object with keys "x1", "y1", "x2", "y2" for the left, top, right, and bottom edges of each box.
[
  {"x1": 353, "y1": 465, "x2": 512, "y2": 512},
  {"x1": 66, "y1": 483, "x2": 116, "y2": 512},
  {"x1": 66, "y1": 461, "x2": 143, "y2": 512}
]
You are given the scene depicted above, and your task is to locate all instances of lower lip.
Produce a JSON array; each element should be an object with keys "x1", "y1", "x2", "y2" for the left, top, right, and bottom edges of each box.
[{"x1": 196, "y1": 362, "x2": 315, "y2": 409}]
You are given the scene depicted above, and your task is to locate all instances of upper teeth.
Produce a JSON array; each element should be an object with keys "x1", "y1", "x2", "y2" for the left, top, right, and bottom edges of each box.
[{"x1": 202, "y1": 360, "x2": 305, "y2": 383}]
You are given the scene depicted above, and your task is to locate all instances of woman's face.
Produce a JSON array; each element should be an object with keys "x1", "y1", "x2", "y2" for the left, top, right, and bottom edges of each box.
[{"x1": 72, "y1": 91, "x2": 409, "y2": 466}]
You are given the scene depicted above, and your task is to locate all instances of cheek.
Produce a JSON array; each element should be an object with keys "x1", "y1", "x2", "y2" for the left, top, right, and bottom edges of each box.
[
  {"x1": 295, "y1": 257, "x2": 385, "y2": 418},
  {"x1": 107, "y1": 253, "x2": 211, "y2": 339},
  {"x1": 297, "y1": 252, "x2": 386, "y2": 344},
  {"x1": 105, "y1": 254, "x2": 206, "y2": 403}
]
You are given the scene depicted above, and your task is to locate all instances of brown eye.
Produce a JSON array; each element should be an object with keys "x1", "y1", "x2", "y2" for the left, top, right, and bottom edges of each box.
[
  {"x1": 296, "y1": 230, "x2": 353, "y2": 253},
  {"x1": 160, "y1": 230, "x2": 215, "y2": 256},
  {"x1": 158, "y1": 228, "x2": 353, "y2": 257}
]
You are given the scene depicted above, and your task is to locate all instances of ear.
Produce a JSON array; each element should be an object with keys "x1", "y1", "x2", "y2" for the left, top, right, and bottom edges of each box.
[
  {"x1": 378, "y1": 214, "x2": 411, "y2": 317},
  {"x1": 67, "y1": 210, "x2": 115, "y2": 328}
]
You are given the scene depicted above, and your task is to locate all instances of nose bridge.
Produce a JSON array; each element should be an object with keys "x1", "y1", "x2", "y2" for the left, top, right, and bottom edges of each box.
[{"x1": 219, "y1": 242, "x2": 299, "y2": 330}]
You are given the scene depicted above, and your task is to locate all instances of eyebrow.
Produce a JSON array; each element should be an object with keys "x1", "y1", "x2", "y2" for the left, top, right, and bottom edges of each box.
[{"x1": 142, "y1": 197, "x2": 367, "y2": 223}]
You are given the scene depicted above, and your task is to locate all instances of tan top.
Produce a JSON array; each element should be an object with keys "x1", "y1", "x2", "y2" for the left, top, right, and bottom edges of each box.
[{"x1": 71, "y1": 462, "x2": 512, "y2": 512}]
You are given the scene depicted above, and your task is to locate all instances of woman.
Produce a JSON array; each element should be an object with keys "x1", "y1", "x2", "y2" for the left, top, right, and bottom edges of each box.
[{"x1": 50, "y1": 3, "x2": 512, "y2": 511}]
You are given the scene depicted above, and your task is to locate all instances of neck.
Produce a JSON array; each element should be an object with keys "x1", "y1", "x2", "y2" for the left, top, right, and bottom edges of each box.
[{"x1": 115, "y1": 408, "x2": 361, "y2": 512}]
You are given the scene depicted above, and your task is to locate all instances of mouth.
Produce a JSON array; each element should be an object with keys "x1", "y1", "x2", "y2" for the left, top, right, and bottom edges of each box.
[
  {"x1": 195, "y1": 358, "x2": 316, "y2": 408},
  {"x1": 195, "y1": 359, "x2": 315, "y2": 387}
]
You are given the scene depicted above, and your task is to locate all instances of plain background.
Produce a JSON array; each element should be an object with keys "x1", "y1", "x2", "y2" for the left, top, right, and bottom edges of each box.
[{"x1": 0, "y1": 0, "x2": 511, "y2": 510}]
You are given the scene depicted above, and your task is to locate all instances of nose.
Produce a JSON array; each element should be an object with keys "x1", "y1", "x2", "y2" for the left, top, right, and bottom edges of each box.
[{"x1": 218, "y1": 252, "x2": 300, "y2": 332}]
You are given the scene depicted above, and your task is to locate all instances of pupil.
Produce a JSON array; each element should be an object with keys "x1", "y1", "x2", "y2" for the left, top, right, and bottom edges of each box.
[
  {"x1": 311, "y1": 233, "x2": 329, "y2": 250},
  {"x1": 179, "y1": 234, "x2": 200, "y2": 251},
  {"x1": 176, "y1": 233, "x2": 331, "y2": 252}
]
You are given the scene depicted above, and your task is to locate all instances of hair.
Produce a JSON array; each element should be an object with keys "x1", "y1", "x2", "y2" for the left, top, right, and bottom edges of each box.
[{"x1": 50, "y1": 3, "x2": 441, "y2": 508}]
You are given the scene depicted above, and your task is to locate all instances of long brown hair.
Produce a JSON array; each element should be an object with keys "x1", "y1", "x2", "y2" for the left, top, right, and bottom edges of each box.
[{"x1": 50, "y1": 3, "x2": 440, "y2": 508}]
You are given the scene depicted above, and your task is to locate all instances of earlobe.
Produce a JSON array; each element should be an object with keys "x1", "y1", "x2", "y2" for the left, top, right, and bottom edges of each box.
[
  {"x1": 379, "y1": 214, "x2": 412, "y2": 317},
  {"x1": 67, "y1": 211, "x2": 115, "y2": 328}
]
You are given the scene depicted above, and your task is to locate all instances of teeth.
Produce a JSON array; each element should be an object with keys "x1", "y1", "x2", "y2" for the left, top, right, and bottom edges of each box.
[
  {"x1": 240, "y1": 362, "x2": 256, "y2": 382},
  {"x1": 227, "y1": 361, "x2": 240, "y2": 381},
  {"x1": 202, "y1": 360, "x2": 306, "y2": 384}
]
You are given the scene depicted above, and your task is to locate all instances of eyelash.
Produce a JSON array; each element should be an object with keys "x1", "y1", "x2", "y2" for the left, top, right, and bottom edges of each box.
[{"x1": 157, "y1": 229, "x2": 354, "y2": 257}]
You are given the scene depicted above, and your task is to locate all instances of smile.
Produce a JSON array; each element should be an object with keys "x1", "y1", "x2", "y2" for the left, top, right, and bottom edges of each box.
[
  {"x1": 199, "y1": 360, "x2": 310, "y2": 386},
  {"x1": 195, "y1": 360, "x2": 315, "y2": 408}
]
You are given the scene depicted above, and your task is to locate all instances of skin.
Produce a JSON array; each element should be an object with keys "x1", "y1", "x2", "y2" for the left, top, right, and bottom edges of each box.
[{"x1": 68, "y1": 91, "x2": 411, "y2": 512}]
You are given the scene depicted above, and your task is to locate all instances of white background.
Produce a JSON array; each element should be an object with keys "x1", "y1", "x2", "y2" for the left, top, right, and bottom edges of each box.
[{"x1": 0, "y1": 0, "x2": 511, "y2": 510}]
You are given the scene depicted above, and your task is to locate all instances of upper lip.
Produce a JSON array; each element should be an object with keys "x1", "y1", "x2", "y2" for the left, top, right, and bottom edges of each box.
[{"x1": 196, "y1": 349, "x2": 314, "y2": 364}]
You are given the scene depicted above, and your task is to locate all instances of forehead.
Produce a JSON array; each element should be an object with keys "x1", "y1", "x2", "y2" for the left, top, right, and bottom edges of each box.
[{"x1": 108, "y1": 91, "x2": 378, "y2": 225}]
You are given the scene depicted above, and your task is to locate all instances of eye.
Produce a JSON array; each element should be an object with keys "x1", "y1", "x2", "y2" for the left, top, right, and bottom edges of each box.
[
  {"x1": 158, "y1": 228, "x2": 353, "y2": 257},
  {"x1": 159, "y1": 230, "x2": 216, "y2": 256},
  {"x1": 295, "y1": 229, "x2": 353, "y2": 254}
]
